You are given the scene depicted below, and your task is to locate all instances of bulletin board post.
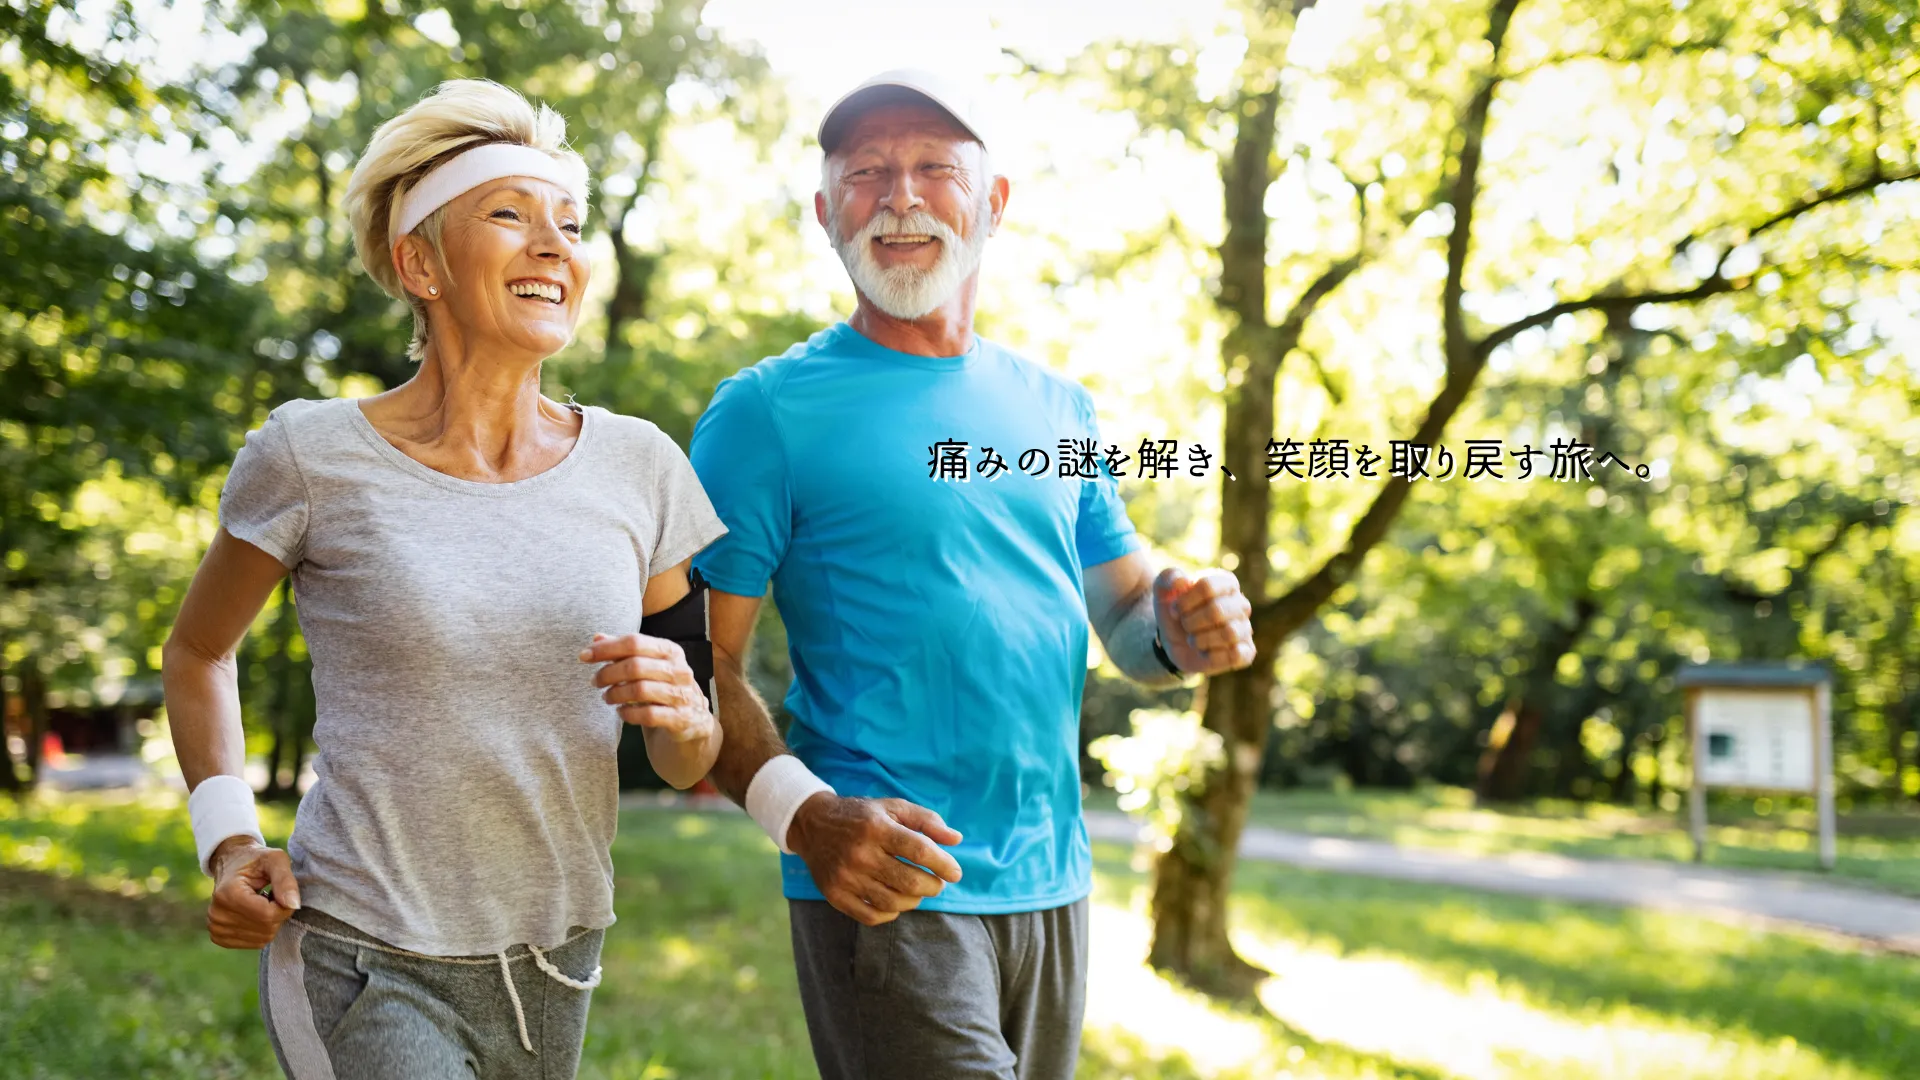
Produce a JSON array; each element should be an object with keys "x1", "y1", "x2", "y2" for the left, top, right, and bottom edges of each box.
[{"x1": 1678, "y1": 664, "x2": 1834, "y2": 871}]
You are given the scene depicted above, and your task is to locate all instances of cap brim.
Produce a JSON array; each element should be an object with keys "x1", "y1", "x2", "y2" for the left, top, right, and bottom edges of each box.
[{"x1": 817, "y1": 82, "x2": 984, "y2": 155}]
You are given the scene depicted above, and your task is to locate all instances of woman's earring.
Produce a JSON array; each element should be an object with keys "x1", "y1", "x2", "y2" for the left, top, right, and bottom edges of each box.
[{"x1": 427, "y1": 285, "x2": 438, "y2": 296}]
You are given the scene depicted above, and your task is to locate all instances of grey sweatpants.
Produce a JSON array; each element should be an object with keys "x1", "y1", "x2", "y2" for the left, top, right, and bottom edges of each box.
[
  {"x1": 789, "y1": 897, "x2": 1090, "y2": 1080},
  {"x1": 258, "y1": 907, "x2": 604, "y2": 1080}
]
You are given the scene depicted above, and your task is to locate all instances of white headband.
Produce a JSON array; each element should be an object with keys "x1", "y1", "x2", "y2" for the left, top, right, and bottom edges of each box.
[{"x1": 394, "y1": 142, "x2": 590, "y2": 239}]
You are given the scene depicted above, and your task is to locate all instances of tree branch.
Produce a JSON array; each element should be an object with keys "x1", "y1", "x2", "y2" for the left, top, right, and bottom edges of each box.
[
  {"x1": 1502, "y1": 36, "x2": 1726, "y2": 83},
  {"x1": 1745, "y1": 167, "x2": 1920, "y2": 242},
  {"x1": 1059, "y1": 214, "x2": 1199, "y2": 285},
  {"x1": 1273, "y1": 251, "x2": 1363, "y2": 355},
  {"x1": 1442, "y1": 0, "x2": 1525, "y2": 373},
  {"x1": 1473, "y1": 277, "x2": 1734, "y2": 363},
  {"x1": 1471, "y1": 166, "x2": 1920, "y2": 363},
  {"x1": 1300, "y1": 346, "x2": 1344, "y2": 405},
  {"x1": 1719, "y1": 504, "x2": 1894, "y2": 605},
  {"x1": 1251, "y1": 0, "x2": 1522, "y2": 646}
]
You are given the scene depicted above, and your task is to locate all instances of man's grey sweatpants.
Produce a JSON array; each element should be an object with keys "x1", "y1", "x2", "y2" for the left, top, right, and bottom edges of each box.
[
  {"x1": 788, "y1": 897, "x2": 1089, "y2": 1080},
  {"x1": 258, "y1": 907, "x2": 604, "y2": 1080}
]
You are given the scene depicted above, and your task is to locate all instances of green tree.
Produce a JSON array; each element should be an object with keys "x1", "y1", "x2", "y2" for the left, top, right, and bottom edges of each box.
[
  {"x1": 1042, "y1": 0, "x2": 1920, "y2": 990},
  {"x1": 4, "y1": 0, "x2": 807, "y2": 789},
  {"x1": 1, "y1": 0, "x2": 282, "y2": 788}
]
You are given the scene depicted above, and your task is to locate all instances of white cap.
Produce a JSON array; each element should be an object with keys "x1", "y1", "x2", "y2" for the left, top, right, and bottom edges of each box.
[{"x1": 817, "y1": 68, "x2": 988, "y2": 155}]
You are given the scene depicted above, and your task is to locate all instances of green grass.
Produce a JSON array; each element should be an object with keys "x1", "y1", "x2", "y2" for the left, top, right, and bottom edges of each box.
[
  {"x1": 4, "y1": 792, "x2": 1918, "y2": 1078},
  {"x1": 1088, "y1": 784, "x2": 1920, "y2": 896},
  {"x1": 1162, "y1": 857, "x2": 1920, "y2": 1079},
  {"x1": 0, "y1": 792, "x2": 293, "y2": 1077}
]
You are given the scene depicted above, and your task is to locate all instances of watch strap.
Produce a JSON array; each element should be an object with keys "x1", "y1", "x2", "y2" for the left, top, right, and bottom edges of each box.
[{"x1": 1152, "y1": 631, "x2": 1184, "y2": 676}]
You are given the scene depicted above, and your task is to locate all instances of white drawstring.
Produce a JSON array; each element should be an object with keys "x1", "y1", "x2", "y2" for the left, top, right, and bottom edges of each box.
[
  {"x1": 498, "y1": 952, "x2": 533, "y2": 1055},
  {"x1": 497, "y1": 945, "x2": 604, "y2": 1055},
  {"x1": 531, "y1": 944, "x2": 603, "y2": 991}
]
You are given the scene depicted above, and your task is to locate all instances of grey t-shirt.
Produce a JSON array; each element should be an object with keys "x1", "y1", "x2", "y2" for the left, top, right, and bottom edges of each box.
[{"x1": 219, "y1": 396, "x2": 727, "y2": 956}]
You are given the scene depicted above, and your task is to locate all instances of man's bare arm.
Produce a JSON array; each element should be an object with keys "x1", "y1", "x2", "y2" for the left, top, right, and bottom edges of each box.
[{"x1": 706, "y1": 589, "x2": 789, "y2": 805}]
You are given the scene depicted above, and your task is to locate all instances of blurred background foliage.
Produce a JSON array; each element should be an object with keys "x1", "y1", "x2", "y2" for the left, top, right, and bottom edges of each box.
[{"x1": 2, "y1": 0, "x2": 1915, "y2": 830}]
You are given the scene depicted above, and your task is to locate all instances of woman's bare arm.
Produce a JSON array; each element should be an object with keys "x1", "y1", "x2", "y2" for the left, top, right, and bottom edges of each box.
[
  {"x1": 163, "y1": 528, "x2": 304, "y2": 946},
  {"x1": 163, "y1": 528, "x2": 289, "y2": 802}
]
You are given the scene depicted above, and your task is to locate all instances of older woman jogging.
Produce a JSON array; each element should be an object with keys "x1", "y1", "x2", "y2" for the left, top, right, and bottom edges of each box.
[{"x1": 161, "y1": 79, "x2": 727, "y2": 1079}]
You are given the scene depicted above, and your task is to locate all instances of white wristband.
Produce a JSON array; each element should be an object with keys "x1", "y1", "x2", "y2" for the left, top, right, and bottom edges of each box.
[
  {"x1": 744, "y1": 755, "x2": 834, "y2": 855},
  {"x1": 188, "y1": 774, "x2": 265, "y2": 877}
]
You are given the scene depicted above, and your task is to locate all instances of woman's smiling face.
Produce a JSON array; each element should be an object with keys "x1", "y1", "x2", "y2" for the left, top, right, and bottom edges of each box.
[{"x1": 425, "y1": 174, "x2": 591, "y2": 360}]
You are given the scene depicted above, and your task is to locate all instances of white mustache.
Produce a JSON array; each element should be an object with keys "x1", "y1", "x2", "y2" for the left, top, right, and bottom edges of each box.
[
  {"x1": 831, "y1": 199, "x2": 991, "y2": 321},
  {"x1": 854, "y1": 207, "x2": 959, "y2": 247}
]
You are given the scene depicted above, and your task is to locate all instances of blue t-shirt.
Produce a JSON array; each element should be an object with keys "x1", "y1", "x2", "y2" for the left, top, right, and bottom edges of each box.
[{"x1": 689, "y1": 321, "x2": 1142, "y2": 913}]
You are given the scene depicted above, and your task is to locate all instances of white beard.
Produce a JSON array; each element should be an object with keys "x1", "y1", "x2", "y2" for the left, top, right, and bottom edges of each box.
[{"x1": 829, "y1": 197, "x2": 991, "y2": 321}]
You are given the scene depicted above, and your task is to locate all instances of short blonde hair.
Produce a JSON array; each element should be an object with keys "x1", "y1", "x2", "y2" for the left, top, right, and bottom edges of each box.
[{"x1": 346, "y1": 79, "x2": 587, "y2": 361}]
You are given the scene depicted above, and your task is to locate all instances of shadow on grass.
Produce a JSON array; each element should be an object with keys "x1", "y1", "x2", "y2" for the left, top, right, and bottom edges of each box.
[
  {"x1": 1204, "y1": 853, "x2": 1920, "y2": 1079},
  {"x1": 1080, "y1": 996, "x2": 1454, "y2": 1080},
  {"x1": 0, "y1": 791, "x2": 295, "y2": 906},
  {"x1": 584, "y1": 809, "x2": 818, "y2": 1079},
  {"x1": 0, "y1": 865, "x2": 201, "y2": 930}
]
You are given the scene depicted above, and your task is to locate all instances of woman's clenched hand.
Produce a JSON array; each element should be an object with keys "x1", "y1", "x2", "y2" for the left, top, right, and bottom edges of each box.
[
  {"x1": 581, "y1": 633, "x2": 716, "y2": 744},
  {"x1": 207, "y1": 836, "x2": 301, "y2": 949}
]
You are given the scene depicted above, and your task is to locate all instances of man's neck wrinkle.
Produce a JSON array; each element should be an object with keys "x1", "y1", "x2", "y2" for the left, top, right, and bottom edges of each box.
[{"x1": 849, "y1": 287, "x2": 977, "y2": 359}]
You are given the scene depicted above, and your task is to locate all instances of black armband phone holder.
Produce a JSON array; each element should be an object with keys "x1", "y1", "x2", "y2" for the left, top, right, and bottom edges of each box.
[{"x1": 640, "y1": 567, "x2": 715, "y2": 711}]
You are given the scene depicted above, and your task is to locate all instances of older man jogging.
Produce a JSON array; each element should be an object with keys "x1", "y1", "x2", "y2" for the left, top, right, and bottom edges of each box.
[{"x1": 689, "y1": 70, "x2": 1256, "y2": 1079}]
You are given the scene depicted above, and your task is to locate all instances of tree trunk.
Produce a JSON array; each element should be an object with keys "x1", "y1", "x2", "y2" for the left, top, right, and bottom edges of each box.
[
  {"x1": 1910, "y1": 695, "x2": 1919, "y2": 807},
  {"x1": 1611, "y1": 710, "x2": 1644, "y2": 804},
  {"x1": 0, "y1": 627, "x2": 18, "y2": 793},
  {"x1": 1477, "y1": 596, "x2": 1596, "y2": 803},
  {"x1": 1907, "y1": 682, "x2": 1920, "y2": 807},
  {"x1": 1142, "y1": 0, "x2": 1290, "y2": 992},
  {"x1": 1897, "y1": 654, "x2": 1918, "y2": 807},
  {"x1": 1147, "y1": 670, "x2": 1277, "y2": 992},
  {"x1": 1646, "y1": 718, "x2": 1667, "y2": 807},
  {"x1": 1548, "y1": 706, "x2": 1601, "y2": 799},
  {"x1": 1889, "y1": 580, "x2": 1904, "y2": 799},
  {"x1": 261, "y1": 580, "x2": 299, "y2": 801},
  {"x1": 1888, "y1": 693, "x2": 1907, "y2": 802},
  {"x1": 262, "y1": 726, "x2": 287, "y2": 799},
  {"x1": 1340, "y1": 704, "x2": 1374, "y2": 788},
  {"x1": 289, "y1": 724, "x2": 310, "y2": 797},
  {"x1": 19, "y1": 659, "x2": 48, "y2": 789},
  {"x1": 1540, "y1": 659, "x2": 1607, "y2": 801},
  {"x1": 603, "y1": 213, "x2": 656, "y2": 354},
  {"x1": 1146, "y1": 0, "x2": 1520, "y2": 993},
  {"x1": 601, "y1": 142, "x2": 662, "y2": 357}
]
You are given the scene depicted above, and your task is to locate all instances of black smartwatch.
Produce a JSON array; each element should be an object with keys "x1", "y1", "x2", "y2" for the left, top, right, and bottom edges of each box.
[{"x1": 1152, "y1": 630, "x2": 1184, "y2": 677}]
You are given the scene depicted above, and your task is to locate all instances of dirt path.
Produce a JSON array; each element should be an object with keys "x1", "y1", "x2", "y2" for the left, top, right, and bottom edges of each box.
[{"x1": 1083, "y1": 810, "x2": 1920, "y2": 953}]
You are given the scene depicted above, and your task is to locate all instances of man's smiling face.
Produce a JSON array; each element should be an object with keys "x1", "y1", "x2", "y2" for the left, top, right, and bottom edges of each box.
[{"x1": 819, "y1": 101, "x2": 1001, "y2": 321}]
